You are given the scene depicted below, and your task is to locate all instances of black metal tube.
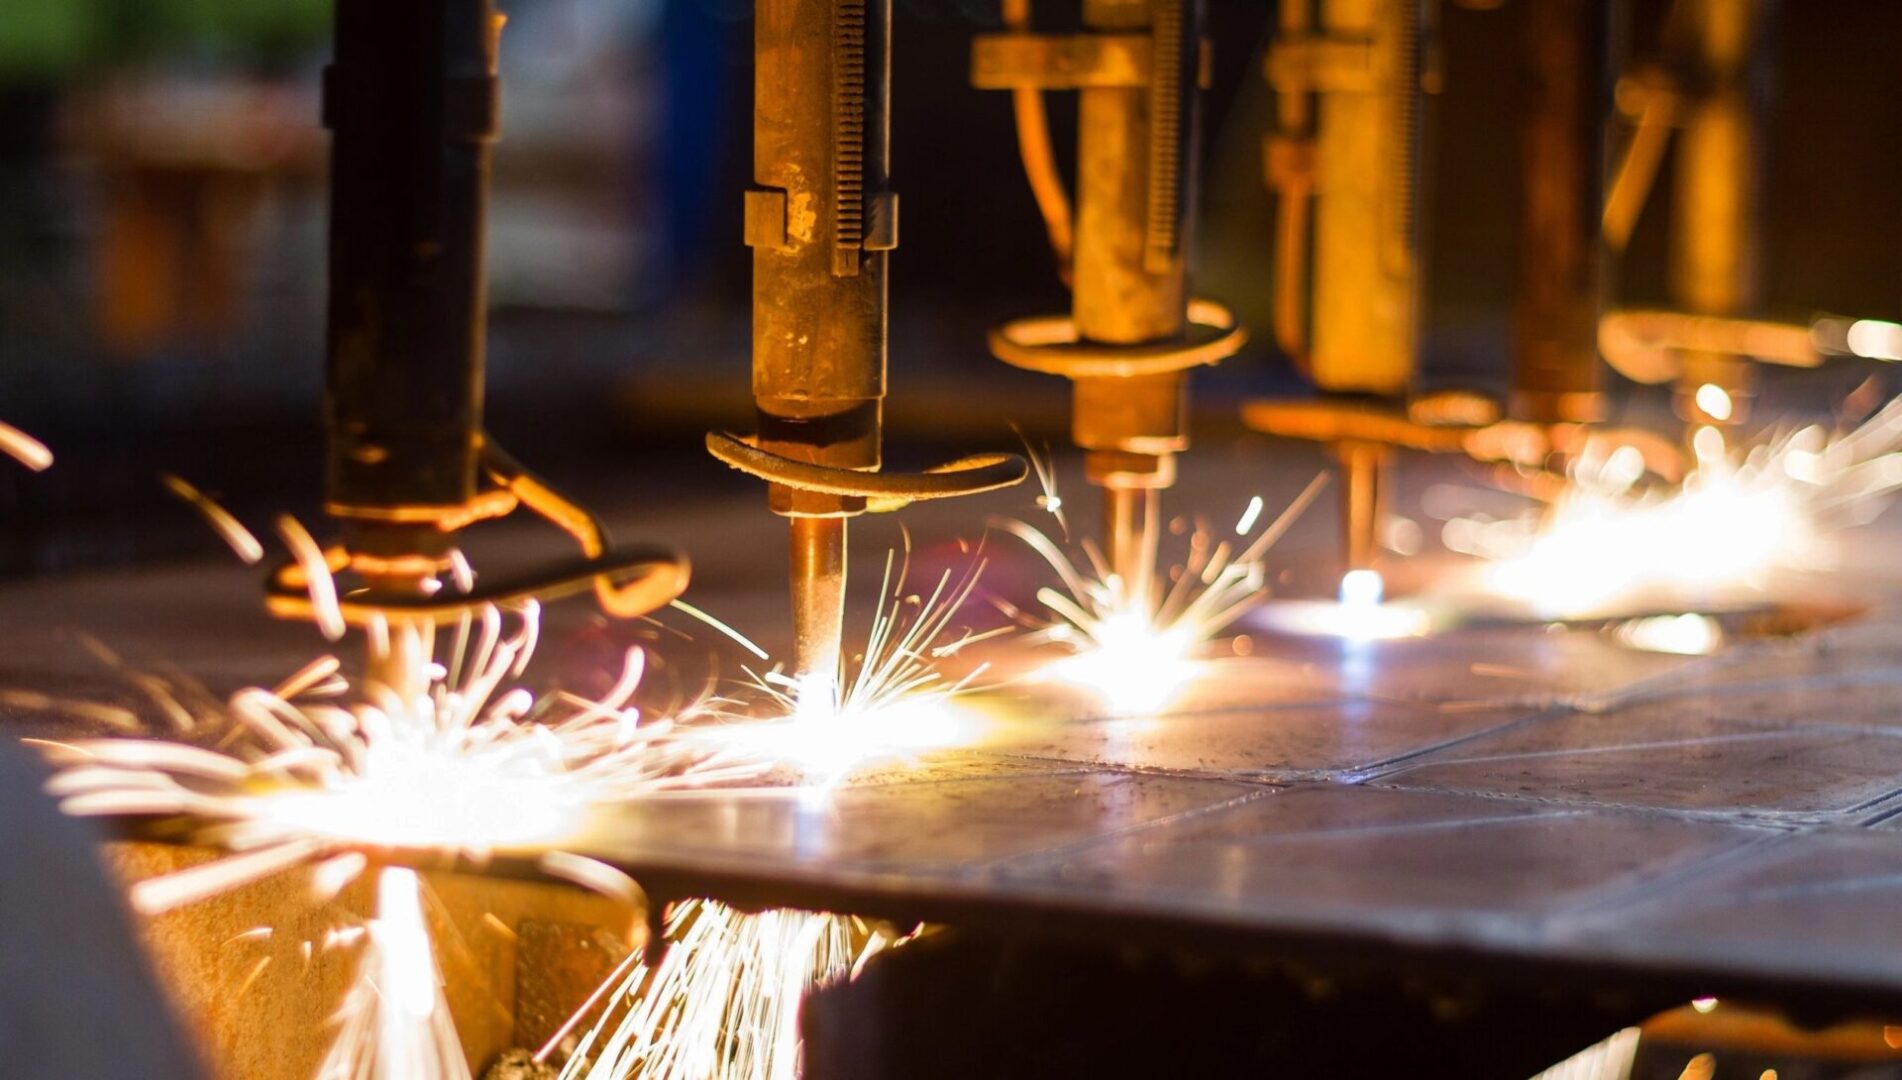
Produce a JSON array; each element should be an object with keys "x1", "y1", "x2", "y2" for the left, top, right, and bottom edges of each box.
[
  {"x1": 1511, "y1": 0, "x2": 1609, "y2": 426},
  {"x1": 323, "y1": 0, "x2": 499, "y2": 522}
]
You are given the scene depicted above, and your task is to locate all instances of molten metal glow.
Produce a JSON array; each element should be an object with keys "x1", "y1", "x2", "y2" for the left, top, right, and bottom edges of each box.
[
  {"x1": 1449, "y1": 400, "x2": 1902, "y2": 618},
  {"x1": 45, "y1": 605, "x2": 755, "y2": 908},
  {"x1": 563, "y1": 901, "x2": 897, "y2": 1080},
  {"x1": 1250, "y1": 570, "x2": 1434, "y2": 641},
  {"x1": 37, "y1": 603, "x2": 761, "y2": 1077},
  {"x1": 1614, "y1": 613, "x2": 1725, "y2": 656},
  {"x1": 1036, "y1": 607, "x2": 1199, "y2": 714},
  {"x1": 320, "y1": 868, "x2": 468, "y2": 1080},
  {"x1": 999, "y1": 474, "x2": 1327, "y2": 713},
  {"x1": 707, "y1": 551, "x2": 992, "y2": 782}
]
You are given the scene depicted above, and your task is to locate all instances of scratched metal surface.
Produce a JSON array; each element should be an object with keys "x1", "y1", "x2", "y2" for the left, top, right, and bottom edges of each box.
[
  {"x1": 557, "y1": 607, "x2": 1902, "y2": 1010},
  {"x1": 9, "y1": 450, "x2": 1902, "y2": 1011}
]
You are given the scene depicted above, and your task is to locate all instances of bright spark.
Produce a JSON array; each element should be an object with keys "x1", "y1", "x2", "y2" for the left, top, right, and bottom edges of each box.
[
  {"x1": 1249, "y1": 568, "x2": 1434, "y2": 642},
  {"x1": 563, "y1": 901, "x2": 902, "y2": 1080},
  {"x1": 1614, "y1": 613, "x2": 1725, "y2": 656},
  {"x1": 318, "y1": 868, "x2": 468, "y2": 1080},
  {"x1": 162, "y1": 474, "x2": 264, "y2": 564},
  {"x1": 1694, "y1": 383, "x2": 1734, "y2": 422},
  {"x1": 35, "y1": 603, "x2": 764, "y2": 1078},
  {"x1": 998, "y1": 474, "x2": 1328, "y2": 713},
  {"x1": 0, "y1": 420, "x2": 52, "y2": 472},
  {"x1": 1846, "y1": 319, "x2": 1902, "y2": 362},
  {"x1": 1448, "y1": 399, "x2": 1902, "y2": 618},
  {"x1": 1339, "y1": 567, "x2": 1383, "y2": 607},
  {"x1": 707, "y1": 549, "x2": 993, "y2": 783},
  {"x1": 44, "y1": 605, "x2": 757, "y2": 902}
]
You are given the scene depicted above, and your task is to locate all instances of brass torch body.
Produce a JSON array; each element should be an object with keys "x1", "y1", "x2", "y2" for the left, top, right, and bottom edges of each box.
[
  {"x1": 1264, "y1": 0, "x2": 1429, "y2": 577},
  {"x1": 748, "y1": 0, "x2": 893, "y2": 678},
  {"x1": 1300, "y1": 0, "x2": 1426, "y2": 399},
  {"x1": 1511, "y1": 0, "x2": 1608, "y2": 429},
  {"x1": 1073, "y1": 0, "x2": 1195, "y2": 602},
  {"x1": 1672, "y1": 0, "x2": 1765, "y2": 428}
]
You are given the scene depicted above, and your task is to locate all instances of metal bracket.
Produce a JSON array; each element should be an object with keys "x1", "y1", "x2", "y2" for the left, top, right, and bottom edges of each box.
[
  {"x1": 972, "y1": 32, "x2": 1154, "y2": 89},
  {"x1": 1242, "y1": 398, "x2": 1685, "y2": 483},
  {"x1": 990, "y1": 298, "x2": 1245, "y2": 380},
  {"x1": 705, "y1": 432, "x2": 1026, "y2": 515},
  {"x1": 1599, "y1": 309, "x2": 1823, "y2": 384},
  {"x1": 1264, "y1": 35, "x2": 1377, "y2": 95},
  {"x1": 971, "y1": 31, "x2": 1212, "y2": 92},
  {"x1": 864, "y1": 192, "x2": 899, "y2": 251},
  {"x1": 268, "y1": 437, "x2": 689, "y2": 627},
  {"x1": 744, "y1": 188, "x2": 791, "y2": 251}
]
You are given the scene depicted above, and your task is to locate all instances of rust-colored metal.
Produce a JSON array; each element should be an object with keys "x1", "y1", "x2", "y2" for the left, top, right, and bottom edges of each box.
[
  {"x1": 1246, "y1": 0, "x2": 1445, "y2": 582},
  {"x1": 1599, "y1": 309, "x2": 1902, "y2": 385},
  {"x1": 1334, "y1": 442, "x2": 1390, "y2": 575},
  {"x1": 1264, "y1": 0, "x2": 1430, "y2": 396},
  {"x1": 1603, "y1": 3, "x2": 1887, "y2": 433},
  {"x1": 1670, "y1": 0, "x2": 1767, "y2": 428},
  {"x1": 1511, "y1": 0, "x2": 1608, "y2": 427},
  {"x1": 1604, "y1": 0, "x2": 1771, "y2": 427},
  {"x1": 720, "y1": 0, "x2": 1025, "y2": 680},
  {"x1": 789, "y1": 516, "x2": 849, "y2": 686},
  {"x1": 1243, "y1": 399, "x2": 1685, "y2": 483},
  {"x1": 975, "y1": 0, "x2": 1239, "y2": 598}
]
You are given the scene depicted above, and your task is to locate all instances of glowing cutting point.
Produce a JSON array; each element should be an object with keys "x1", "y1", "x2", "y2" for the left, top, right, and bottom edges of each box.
[
  {"x1": 1252, "y1": 568, "x2": 1433, "y2": 641},
  {"x1": 1339, "y1": 567, "x2": 1385, "y2": 608},
  {"x1": 1694, "y1": 383, "x2": 1734, "y2": 422},
  {"x1": 1040, "y1": 610, "x2": 1200, "y2": 715},
  {"x1": 700, "y1": 554, "x2": 992, "y2": 783},
  {"x1": 1004, "y1": 476, "x2": 1333, "y2": 712}
]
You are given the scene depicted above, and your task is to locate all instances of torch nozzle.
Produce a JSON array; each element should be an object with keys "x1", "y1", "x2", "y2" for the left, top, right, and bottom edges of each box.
[
  {"x1": 1103, "y1": 485, "x2": 1161, "y2": 616},
  {"x1": 1337, "y1": 442, "x2": 1390, "y2": 577},
  {"x1": 789, "y1": 516, "x2": 848, "y2": 698}
]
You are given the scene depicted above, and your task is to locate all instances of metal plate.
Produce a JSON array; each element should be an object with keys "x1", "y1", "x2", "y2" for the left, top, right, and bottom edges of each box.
[{"x1": 10, "y1": 463, "x2": 1902, "y2": 1017}]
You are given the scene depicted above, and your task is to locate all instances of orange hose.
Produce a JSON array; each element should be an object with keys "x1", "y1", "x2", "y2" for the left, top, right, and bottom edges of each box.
[
  {"x1": 1271, "y1": 175, "x2": 1310, "y2": 364},
  {"x1": 1003, "y1": 0, "x2": 1074, "y2": 286}
]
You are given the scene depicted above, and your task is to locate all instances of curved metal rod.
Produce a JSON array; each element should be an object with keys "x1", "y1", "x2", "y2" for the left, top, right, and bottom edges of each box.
[
  {"x1": 266, "y1": 436, "x2": 690, "y2": 625},
  {"x1": 1270, "y1": 168, "x2": 1311, "y2": 362},
  {"x1": 706, "y1": 432, "x2": 1027, "y2": 512},
  {"x1": 1601, "y1": 87, "x2": 1675, "y2": 253},
  {"x1": 267, "y1": 546, "x2": 689, "y2": 625},
  {"x1": 1002, "y1": 0, "x2": 1074, "y2": 286},
  {"x1": 1242, "y1": 398, "x2": 1685, "y2": 483},
  {"x1": 479, "y1": 438, "x2": 690, "y2": 617},
  {"x1": 990, "y1": 298, "x2": 1246, "y2": 379},
  {"x1": 1599, "y1": 309, "x2": 1821, "y2": 385}
]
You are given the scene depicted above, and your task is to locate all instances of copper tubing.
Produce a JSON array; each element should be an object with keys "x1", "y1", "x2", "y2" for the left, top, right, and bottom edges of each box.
[
  {"x1": 1336, "y1": 442, "x2": 1389, "y2": 575},
  {"x1": 1510, "y1": 0, "x2": 1608, "y2": 426},
  {"x1": 789, "y1": 516, "x2": 848, "y2": 684},
  {"x1": 1271, "y1": 170, "x2": 1313, "y2": 361},
  {"x1": 1104, "y1": 486, "x2": 1161, "y2": 613},
  {"x1": 1002, "y1": 0, "x2": 1074, "y2": 283},
  {"x1": 1070, "y1": 0, "x2": 1194, "y2": 600},
  {"x1": 1670, "y1": 0, "x2": 1766, "y2": 427},
  {"x1": 1602, "y1": 89, "x2": 1674, "y2": 253}
]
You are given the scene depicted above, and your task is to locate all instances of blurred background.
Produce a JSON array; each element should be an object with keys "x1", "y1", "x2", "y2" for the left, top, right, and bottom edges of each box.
[{"x1": 0, "y1": 0, "x2": 1899, "y2": 578}]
